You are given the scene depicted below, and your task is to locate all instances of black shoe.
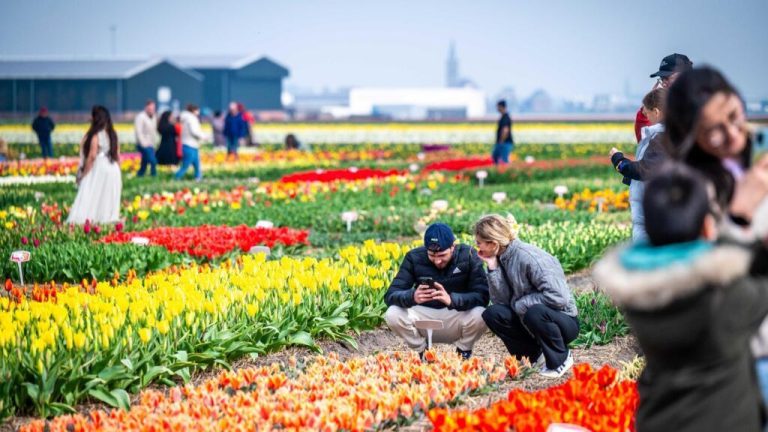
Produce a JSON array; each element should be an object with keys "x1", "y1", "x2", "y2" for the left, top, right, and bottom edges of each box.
[
  {"x1": 456, "y1": 348, "x2": 472, "y2": 360},
  {"x1": 419, "y1": 351, "x2": 425, "y2": 362}
]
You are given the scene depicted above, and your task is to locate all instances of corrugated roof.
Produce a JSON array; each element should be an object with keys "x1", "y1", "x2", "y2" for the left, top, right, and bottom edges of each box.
[
  {"x1": 0, "y1": 58, "x2": 203, "y2": 80},
  {"x1": 0, "y1": 59, "x2": 156, "y2": 79},
  {"x1": 170, "y1": 55, "x2": 247, "y2": 69},
  {"x1": 170, "y1": 54, "x2": 288, "y2": 75}
]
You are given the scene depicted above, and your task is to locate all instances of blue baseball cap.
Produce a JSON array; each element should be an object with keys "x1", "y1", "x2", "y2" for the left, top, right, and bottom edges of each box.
[{"x1": 424, "y1": 223, "x2": 456, "y2": 252}]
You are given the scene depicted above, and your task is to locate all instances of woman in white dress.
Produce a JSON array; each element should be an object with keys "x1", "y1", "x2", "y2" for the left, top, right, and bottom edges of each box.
[{"x1": 67, "y1": 105, "x2": 122, "y2": 224}]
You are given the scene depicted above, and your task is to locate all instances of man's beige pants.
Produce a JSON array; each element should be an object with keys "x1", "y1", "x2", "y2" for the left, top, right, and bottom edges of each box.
[{"x1": 384, "y1": 305, "x2": 487, "y2": 352}]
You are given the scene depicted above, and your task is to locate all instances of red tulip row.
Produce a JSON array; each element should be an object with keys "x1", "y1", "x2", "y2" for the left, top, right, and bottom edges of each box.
[{"x1": 100, "y1": 225, "x2": 309, "y2": 258}]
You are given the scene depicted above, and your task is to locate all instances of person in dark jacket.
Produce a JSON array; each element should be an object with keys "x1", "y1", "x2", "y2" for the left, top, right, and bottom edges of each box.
[
  {"x1": 155, "y1": 111, "x2": 180, "y2": 166},
  {"x1": 384, "y1": 223, "x2": 489, "y2": 359},
  {"x1": 474, "y1": 214, "x2": 579, "y2": 378},
  {"x1": 663, "y1": 66, "x2": 768, "y2": 406},
  {"x1": 634, "y1": 53, "x2": 692, "y2": 142},
  {"x1": 223, "y1": 102, "x2": 247, "y2": 160},
  {"x1": 594, "y1": 163, "x2": 768, "y2": 432},
  {"x1": 31, "y1": 107, "x2": 55, "y2": 159}
]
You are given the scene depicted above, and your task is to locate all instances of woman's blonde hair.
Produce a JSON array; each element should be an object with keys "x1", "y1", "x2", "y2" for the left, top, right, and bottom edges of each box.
[{"x1": 472, "y1": 214, "x2": 519, "y2": 251}]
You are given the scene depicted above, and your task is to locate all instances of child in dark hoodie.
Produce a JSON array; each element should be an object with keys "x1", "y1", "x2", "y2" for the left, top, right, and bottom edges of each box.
[{"x1": 595, "y1": 163, "x2": 768, "y2": 432}]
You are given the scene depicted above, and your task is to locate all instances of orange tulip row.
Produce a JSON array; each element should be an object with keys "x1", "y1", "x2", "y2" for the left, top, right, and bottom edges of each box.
[
  {"x1": 429, "y1": 363, "x2": 639, "y2": 432},
  {"x1": 21, "y1": 351, "x2": 515, "y2": 432}
]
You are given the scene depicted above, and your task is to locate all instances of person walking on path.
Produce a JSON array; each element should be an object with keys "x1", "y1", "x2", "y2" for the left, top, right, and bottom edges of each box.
[
  {"x1": 156, "y1": 111, "x2": 180, "y2": 166},
  {"x1": 31, "y1": 107, "x2": 55, "y2": 159},
  {"x1": 492, "y1": 100, "x2": 514, "y2": 164},
  {"x1": 175, "y1": 104, "x2": 207, "y2": 181},
  {"x1": 134, "y1": 100, "x2": 158, "y2": 177},
  {"x1": 223, "y1": 102, "x2": 247, "y2": 160}
]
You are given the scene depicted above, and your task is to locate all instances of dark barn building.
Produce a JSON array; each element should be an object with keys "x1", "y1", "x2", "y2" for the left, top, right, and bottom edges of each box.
[
  {"x1": 0, "y1": 59, "x2": 203, "y2": 114},
  {"x1": 171, "y1": 55, "x2": 289, "y2": 112}
]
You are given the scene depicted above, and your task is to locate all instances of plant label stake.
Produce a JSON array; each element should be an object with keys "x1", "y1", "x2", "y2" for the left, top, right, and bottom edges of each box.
[
  {"x1": 341, "y1": 211, "x2": 358, "y2": 232},
  {"x1": 554, "y1": 185, "x2": 569, "y2": 200},
  {"x1": 596, "y1": 197, "x2": 606, "y2": 213},
  {"x1": 249, "y1": 245, "x2": 271, "y2": 256},
  {"x1": 430, "y1": 200, "x2": 449, "y2": 211},
  {"x1": 131, "y1": 236, "x2": 150, "y2": 246},
  {"x1": 414, "y1": 319, "x2": 444, "y2": 349},
  {"x1": 492, "y1": 192, "x2": 507, "y2": 204},
  {"x1": 256, "y1": 220, "x2": 274, "y2": 229},
  {"x1": 476, "y1": 170, "x2": 488, "y2": 187},
  {"x1": 10, "y1": 250, "x2": 30, "y2": 286}
]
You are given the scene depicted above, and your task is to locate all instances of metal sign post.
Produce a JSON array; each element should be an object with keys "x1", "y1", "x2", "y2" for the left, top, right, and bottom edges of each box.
[{"x1": 10, "y1": 250, "x2": 31, "y2": 286}]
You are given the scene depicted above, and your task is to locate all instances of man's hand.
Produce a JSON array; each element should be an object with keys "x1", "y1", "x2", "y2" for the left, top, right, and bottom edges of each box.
[
  {"x1": 414, "y1": 284, "x2": 436, "y2": 304},
  {"x1": 430, "y1": 282, "x2": 452, "y2": 306}
]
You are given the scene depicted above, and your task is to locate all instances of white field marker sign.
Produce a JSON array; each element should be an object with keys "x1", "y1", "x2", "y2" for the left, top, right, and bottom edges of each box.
[
  {"x1": 10, "y1": 250, "x2": 31, "y2": 286},
  {"x1": 554, "y1": 185, "x2": 569, "y2": 199},
  {"x1": 255, "y1": 220, "x2": 274, "y2": 229},
  {"x1": 492, "y1": 192, "x2": 507, "y2": 204},
  {"x1": 431, "y1": 200, "x2": 449, "y2": 211},
  {"x1": 476, "y1": 170, "x2": 488, "y2": 187},
  {"x1": 131, "y1": 237, "x2": 150, "y2": 246},
  {"x1": 414, "y1": 319, "x2": 444, "y2": 349},
  {"x1": 341, "y1": 211, "x2": 359, "y2": 232}
]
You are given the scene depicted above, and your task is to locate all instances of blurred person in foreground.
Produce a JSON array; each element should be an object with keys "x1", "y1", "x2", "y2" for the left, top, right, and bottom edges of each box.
[
  {"x1": 384, "y1": 223, "x2": 489, "y2": 360},
  {"x1": 595, "y1": 162, "x2": 768, "y2": 432},
  {"x1": 664, "y1": 65, "x2": 768, "y2": 406}
]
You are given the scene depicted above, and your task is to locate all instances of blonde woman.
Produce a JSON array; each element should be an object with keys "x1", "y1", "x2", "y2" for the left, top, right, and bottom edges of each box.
[{"x1": 473, "y1": 214, "x2": 579, "y2": 378}]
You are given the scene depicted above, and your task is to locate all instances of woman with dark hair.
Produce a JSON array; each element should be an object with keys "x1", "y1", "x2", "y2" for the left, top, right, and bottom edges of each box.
[
  {"x1": 67, "y1": 105, "x2": 122, "y2": 224},
  {"x1": 156, "y1": 111, "x2": 180, "y2": 165},
  {"x1": 665, "y1": 65, "x2": 768, "y2": 407},
  {"x1": 665, "y1": 66, "x2": 754, "y2": 212}
]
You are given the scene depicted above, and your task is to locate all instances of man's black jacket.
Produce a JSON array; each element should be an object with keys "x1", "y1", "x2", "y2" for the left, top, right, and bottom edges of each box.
[{"x1": 384, "y1": 244, "x2": 489, "y2": 311}]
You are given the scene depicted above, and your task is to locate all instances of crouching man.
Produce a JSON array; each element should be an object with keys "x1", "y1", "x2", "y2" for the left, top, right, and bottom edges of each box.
[{"x1": 384, "y1": 223, "x2": 489, "y2": 359}]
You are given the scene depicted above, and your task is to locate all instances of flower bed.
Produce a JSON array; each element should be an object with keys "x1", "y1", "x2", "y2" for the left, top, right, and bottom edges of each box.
[
  {"x1": 20, "y1": 352, "x2": 513, "y2": 431},
  {"x1": 0, "y1": 241, "x2": 409, "y2": 418},
  {"x1": 0, "y1": 154, "x2": 140, "y2": 177},
  {"x1": 100, "y1": 225, "x2": 309, "y2": 258},
  {"x1": 429, "y1": 363, "x2": 638, "y2": 432},
  {"x1": 555, "y1": 188, "x2": 630, "y2": 212}
]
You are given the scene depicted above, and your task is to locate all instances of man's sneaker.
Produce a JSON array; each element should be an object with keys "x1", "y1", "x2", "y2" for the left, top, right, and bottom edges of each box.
[
  {"x1": 456, "y1": 348, "x2": 472, "y2": 360},
  {"x1": 539, "y1": 351, "x2": 573, "y2": 378},
  {"x1": 419, "y1": 351, "x2": 425, "y2": 362},
  {"x1": 532, "y1": 353, "x2": 546, "y2": 369}
]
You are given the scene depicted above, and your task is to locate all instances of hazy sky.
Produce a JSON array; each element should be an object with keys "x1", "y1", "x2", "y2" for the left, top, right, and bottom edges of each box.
[{"x1": 1, "y1": 0, "x2": 767, "y2": 101}]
